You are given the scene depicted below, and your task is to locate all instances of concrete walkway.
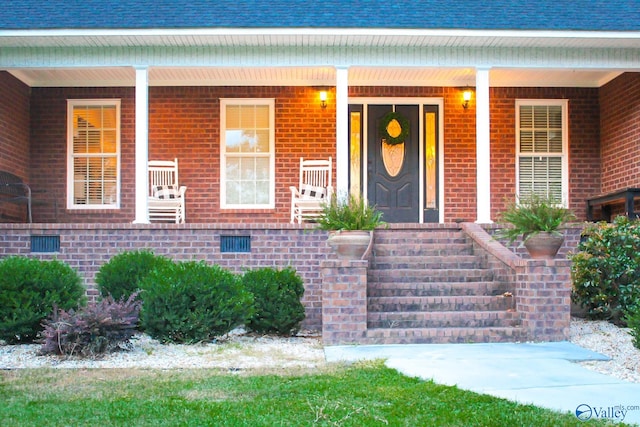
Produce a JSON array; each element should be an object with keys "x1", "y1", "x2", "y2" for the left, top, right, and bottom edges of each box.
[{"x1": 324, "y1": 342, "x2": 640, "y2": 425}]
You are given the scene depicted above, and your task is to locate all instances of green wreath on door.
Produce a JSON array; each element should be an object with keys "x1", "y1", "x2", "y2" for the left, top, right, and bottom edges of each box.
[{"x1": 378, "y1": 111, "x2": 410, "y2": 146}]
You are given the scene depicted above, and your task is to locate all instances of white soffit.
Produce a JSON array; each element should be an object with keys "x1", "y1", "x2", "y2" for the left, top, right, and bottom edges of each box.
[
  {"x1": 7, "y1": 66, "x2": 624, "y2": 88},
  {"x1": 1, "y1": 29, "x2": 640, "y2": 49}
]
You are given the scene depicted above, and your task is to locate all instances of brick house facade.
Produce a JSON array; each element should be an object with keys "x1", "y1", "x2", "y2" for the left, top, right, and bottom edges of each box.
[
  {"x1": 3, "y1": 73, "x2": 623, "y2": 224},
  {"x1": 2, "y1": 1, "x2": 640, "y2": 343}
]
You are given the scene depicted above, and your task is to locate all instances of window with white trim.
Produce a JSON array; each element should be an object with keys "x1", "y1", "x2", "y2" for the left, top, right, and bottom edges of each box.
[
  {"x1": 220, "y1": 99, "x2": 275, "y2": 209},
  {"x1": 67, "y1": 100, "x2": 120, "y2": 209},
  {"x1": 516, "y1": 100, "x2": 568, "y2": 205}
]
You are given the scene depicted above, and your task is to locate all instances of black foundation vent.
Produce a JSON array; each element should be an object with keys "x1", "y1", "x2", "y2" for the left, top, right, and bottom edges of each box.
[
  {"x1": 220, "y1": 235, "x2": 251, "y2": 253},
  {"x1": 31, "y1": 235, "x2": 61, "y2": 253}
]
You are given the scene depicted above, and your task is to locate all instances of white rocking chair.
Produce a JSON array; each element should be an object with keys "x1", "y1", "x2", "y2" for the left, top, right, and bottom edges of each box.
[
  {"x1": 290, "y1": 157, "x2": 333, "y2": 224},
  {"x1": 148, "y1": 158, "x2": 187, "y2": 224}
]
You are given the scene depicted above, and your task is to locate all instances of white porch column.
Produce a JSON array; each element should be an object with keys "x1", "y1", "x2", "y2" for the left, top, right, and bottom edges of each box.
[
  {"x1": 475, "y1": 67, "x2": 492, "y2": 223},
  {"x1": 133, "y1": 66, "x2": 150, "y2": 224},
  {"x1": 335, "y1": 66, "x2": 349, "y2": 196}
]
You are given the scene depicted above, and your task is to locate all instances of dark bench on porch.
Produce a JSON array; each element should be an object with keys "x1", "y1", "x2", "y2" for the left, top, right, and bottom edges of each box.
[
  {"x1": 0, "y1": 171, "x2": 32, "y2": 223},
  {"x1": 586, "y1": 188, "x2": 640, "y2": 221}
]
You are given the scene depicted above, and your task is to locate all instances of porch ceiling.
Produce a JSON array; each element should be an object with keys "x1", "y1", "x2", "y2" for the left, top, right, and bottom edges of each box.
[
  {"x1": 2, "y1": 29, "x2": 637, "y2": 88},
  {"x1": 7, "y1": 66, "x2": 623, "y2": 88}
]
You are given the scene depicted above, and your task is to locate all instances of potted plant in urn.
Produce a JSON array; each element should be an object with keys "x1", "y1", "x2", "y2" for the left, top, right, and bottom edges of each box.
[
  {"x1": 497, "y1": 193, "x2": 576, "y2": 259},
  {"x1": 316, "y1": 193, "x2": 386, "y2": 260}
]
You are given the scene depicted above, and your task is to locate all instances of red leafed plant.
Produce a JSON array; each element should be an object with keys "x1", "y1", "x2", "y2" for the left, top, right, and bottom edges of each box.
[{"x1": 39, "y1": 293, "x2": 141, "y2": 358}]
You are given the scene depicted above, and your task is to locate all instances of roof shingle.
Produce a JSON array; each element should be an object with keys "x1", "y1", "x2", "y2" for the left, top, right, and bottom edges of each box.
[{"x1": 2, "y1": 0, "x2": 639, "y2": 31}]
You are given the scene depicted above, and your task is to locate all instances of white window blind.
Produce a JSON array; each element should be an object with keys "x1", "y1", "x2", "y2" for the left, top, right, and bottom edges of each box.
[
  {"x1": 67, "y1": 100, "x2": 120, "y2": 209},
  {"x1": 516, "y1": 101, "x2": 568, "y2": 205}
]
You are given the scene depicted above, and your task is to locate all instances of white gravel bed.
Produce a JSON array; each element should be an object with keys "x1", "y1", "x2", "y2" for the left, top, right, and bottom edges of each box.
[
  {"x1": 1, "y1": 320, "x2": 638, "y2": 382},
  {"x1": 0, "y1": 330, "x2": 325, "y2": 370},
  {"x1": 570, "y1": 318, "x2": 640, "y2": 383}
]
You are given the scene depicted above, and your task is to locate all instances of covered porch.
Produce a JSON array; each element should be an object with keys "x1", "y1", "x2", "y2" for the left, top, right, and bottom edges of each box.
[{"x1": 2, "y1": 28, "x2": 640, "y2": 225}]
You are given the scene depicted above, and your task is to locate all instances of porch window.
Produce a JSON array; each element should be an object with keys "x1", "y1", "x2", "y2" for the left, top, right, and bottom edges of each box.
[
  {"x1": 220, "y1": 99, "x2": 275, "y2": 209},
  {"x1": 67, "y1": 100, "x2": 120, "y2": 209},
  {"x1": 516, "y1": 100, "x2": 568, "y2": 205}
]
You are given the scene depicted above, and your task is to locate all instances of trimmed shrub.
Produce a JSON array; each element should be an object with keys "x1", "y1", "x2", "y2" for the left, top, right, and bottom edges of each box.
[
  {"x1": 242, "y1": 267, "x2": 306, "y2": 336},
  {"x1": 0, "y1": 256, "x2": 85, "y2": 344},
  {"x1": 139, "y1": 261, "x2": 253, "y2": 343},
  {"x1": 39, "y1": 293, "x2": 141, "y2": 357},
  {"x1": 570, "y1": 216, "x2": 640, "y2": 323},
  {"x1": 95, "y1": 250, "x2": 172, "y2": 301}
]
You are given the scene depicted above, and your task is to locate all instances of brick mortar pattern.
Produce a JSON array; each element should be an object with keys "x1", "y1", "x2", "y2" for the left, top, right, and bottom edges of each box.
[
  {"x1": 321, "y1": 259, "x2": 369, "y2": 345},
  {"x1": 0, "y1": 223, "x2": 331, "y2": 331},
  {"x1": 9, "y1": 79, "x2": 610, "y2": 224},
  {"x1": 7, "y1": 73, "x2": 640, "y2": 224},
  {"x1": 463, "y1": 222, "x2": 584, "y2": 341},
  {"x1": 0, "y1": 72, "x2": 31, "y2": 222},
  {"x1": 2, "y1": 222, "x2": 587, "y2": 344},
  {"x1": 600, "y1": 73, "x2": 640, "y2": 195},
  {"x1": 514, "y1": 260, "x2": 572, "y2": 341}
]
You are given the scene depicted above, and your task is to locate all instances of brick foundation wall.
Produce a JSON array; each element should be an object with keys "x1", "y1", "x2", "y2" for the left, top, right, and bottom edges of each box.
[
  {"x1": 0, "y1": 222, "x2": 331, "y2": 331},
  {"x1": 1, "y1": 221, "x2": 587, "y2": 343},
  {"x1": 0, "y1": 72, "x2": 31, "y2": 221},
  {"x1": 600, "y1": 73, "x2": 640, "y2": 195}
]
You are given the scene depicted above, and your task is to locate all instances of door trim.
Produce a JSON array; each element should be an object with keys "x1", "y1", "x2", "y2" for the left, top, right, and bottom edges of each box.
[{"x1": 349, "y1": 97, "x2": 445, "y2": 223}]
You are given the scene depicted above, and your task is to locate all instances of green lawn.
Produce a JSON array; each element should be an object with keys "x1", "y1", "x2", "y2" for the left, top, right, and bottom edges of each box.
[{"x1": 0, "y1": 361, "x2": 624, "y2": 426}]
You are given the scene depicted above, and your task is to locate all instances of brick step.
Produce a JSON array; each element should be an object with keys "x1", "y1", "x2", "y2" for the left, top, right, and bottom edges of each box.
[
  {"x1": 370, "y1": 255, "x2": 483, "y2": 270},
  {"x1": 358, "y1": 227, "x2": 524, "y2": 345},
  {"x1": 375, "y1": 226, "x2": 466, "y2": 239},
  {"x1": 367, "y1": 310, "x2": 521, "y2": 329},
  {"x1": 373, "y1": 234, "x2": 469, "y2": 246},
  {"x1": 372, "y1": 243, "x2": 474, "y2": 257},
  {"x1": 363, "y1": 326, "x2": 525, "y2": 344},
  {"x1": 368, "y1": 268, "x2": 494, "y2": 283},
  {"x1": 367, "y1": 281, "x2": 511, "y2": 297},
  {"x1": 368, "y1": 295, "x2": 515, "y2": 312}
]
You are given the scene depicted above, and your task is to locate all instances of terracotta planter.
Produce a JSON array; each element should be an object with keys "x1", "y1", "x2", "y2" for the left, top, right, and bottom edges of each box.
[
  {"x1": 523, "y1": 232, "x2": 564, "y2": 259},
  {"x1": 327, "y1": 230, "x2": 372, "y2": 260}
]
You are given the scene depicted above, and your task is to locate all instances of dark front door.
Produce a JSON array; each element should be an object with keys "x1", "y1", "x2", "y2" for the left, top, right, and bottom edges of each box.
[{"x1": 367, "y1": 104, "x2": 420, "y2": 223}]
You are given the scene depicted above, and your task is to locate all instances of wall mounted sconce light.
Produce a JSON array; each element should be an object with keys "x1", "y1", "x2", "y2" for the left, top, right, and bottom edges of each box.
[
  {"x1": 319, "y1": 90, "x2": 328, "y2": 109},
  {"x1": 462, "y1": 87, "x2": 473, "y2": 109}
]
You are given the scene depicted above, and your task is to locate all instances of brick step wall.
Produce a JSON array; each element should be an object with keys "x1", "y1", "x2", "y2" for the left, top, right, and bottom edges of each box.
[
  {"x1": 366, "y1": 227, "x2": 522, "y2": 344},
  {"x1": 370, "y1": 268, "x2": 495, "y2": 282},
  {"x1": 371, "y1": 255, "x2": 482, "y2": 270},
  {"x1": 368, "y1": 281, "x2": 511, "y2": 297},
  {"x1": 363, "y1": 326, "x2": 526, "y2": 345},
  {"x1": 372, "y1": 230, "x2": 469, "y2": 246},
  {"x1": 368, "y1": 295, "x2": 514, "y2": 312},
  {"x1": 367, "y1": 310, "x2": 521, "y2": 328},
  {"x1": 372, "y1": 243, "x2": 474, "y2": 257}
]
